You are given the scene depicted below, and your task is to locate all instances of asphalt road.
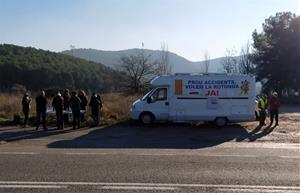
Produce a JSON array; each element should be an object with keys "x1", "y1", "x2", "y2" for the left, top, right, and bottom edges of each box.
[{"x1": 0, "y1": 124, "x2": 299, "y2": 193}]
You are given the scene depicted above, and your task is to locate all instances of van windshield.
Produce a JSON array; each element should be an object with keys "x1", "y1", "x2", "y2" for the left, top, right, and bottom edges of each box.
[{"x1": 142, "y1": 89, "x2": 154, "y2": 101}]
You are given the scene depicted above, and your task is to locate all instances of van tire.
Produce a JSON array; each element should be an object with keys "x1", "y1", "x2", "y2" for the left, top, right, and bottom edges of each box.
[
  {"x1": 139, "y1": 113, "x2": 154, "y2": 125},
  {"x1": 214, "y1": 117, "x2": 227, "y2": 127}
]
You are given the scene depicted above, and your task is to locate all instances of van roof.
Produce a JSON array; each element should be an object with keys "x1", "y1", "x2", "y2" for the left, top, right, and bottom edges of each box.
[
  {"x1": 174, "y1": 73, "x2": 238, "y2": 76},
  {"x1": 151, "y1": 73, "x2": 254, "y2": 86}
]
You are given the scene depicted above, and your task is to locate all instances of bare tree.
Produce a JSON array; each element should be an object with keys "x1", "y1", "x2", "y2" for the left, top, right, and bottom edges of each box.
[
  {"x1": 203, "y1": 50, "x2": 210, "y2": 73},
  {"x1": 158, "y1": 43, "x2": 172, "y2": 75},
  {"x1": 222, "y1": 48, "x2": 239, "y2": 73},
  {"x1": 119, "y1": 50, "x2": 158, "y2": 92},
  {"x1": 239, "y1": 41, "x2": 255, "y2": 75}
]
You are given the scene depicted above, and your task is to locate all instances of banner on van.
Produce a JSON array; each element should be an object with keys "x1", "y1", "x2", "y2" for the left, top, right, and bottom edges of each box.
[{"x1": 175, "y1": 79, "x2": 250, "y2": 97}]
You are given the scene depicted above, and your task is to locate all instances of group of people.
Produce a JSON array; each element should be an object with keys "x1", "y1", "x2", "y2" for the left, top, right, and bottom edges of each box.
[
  {"x1": 21, "y1": 89, "x2": 103, "y2": 130},
  {"x1": 257, "y1": 91, "x2": 280, "y2": 127}
]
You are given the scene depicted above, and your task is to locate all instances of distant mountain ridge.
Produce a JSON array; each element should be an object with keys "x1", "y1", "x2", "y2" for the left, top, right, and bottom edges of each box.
[{"x1": 62, "y1": 48, "x2": 227, "y2": 73}]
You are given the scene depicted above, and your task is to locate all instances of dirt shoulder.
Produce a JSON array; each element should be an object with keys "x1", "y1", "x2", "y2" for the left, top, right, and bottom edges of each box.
[{"x1": 241, "y1": 111, "x2": 299, "y2": 143}]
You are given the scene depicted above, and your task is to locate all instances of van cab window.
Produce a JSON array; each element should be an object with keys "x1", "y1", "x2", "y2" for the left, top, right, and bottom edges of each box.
[{"x1": 149, "y1": 88, "x2": 167, "y2": 103}]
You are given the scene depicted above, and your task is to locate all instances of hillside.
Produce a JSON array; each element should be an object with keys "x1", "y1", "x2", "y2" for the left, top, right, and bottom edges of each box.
[
  {"x1": 0, "y1": 44, "x2": 125, "y2": 92},
  {"x1": 62, "y1": 48, "x2": 227, "y2": 73}
]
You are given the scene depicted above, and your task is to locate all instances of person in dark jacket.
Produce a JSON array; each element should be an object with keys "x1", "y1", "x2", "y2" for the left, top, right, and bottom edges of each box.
[
  {"x1": 63, "y1": 89, "x2": 71, "y2": 123},
  {"x1": 70, "y1": 91, "x2": 81, "y2": 129},
  {"x1": 78, "y1": 90, "x2": 88, "y2": 122},
  {"x1": 52, "y1": 91, "x2": 64, "y2": 129},
  {"x1": 35, "y1": 91, "x2": 48, "y2": 131},
  {"x1": 22, "y1": 92, "x2": 31, "y2": 127},
  {"x1": 269, "y1": 92, "x2": 280, "y2": 127},
  {"x1": 89, "y1": 93, "x2": 101, "y2": 126}
]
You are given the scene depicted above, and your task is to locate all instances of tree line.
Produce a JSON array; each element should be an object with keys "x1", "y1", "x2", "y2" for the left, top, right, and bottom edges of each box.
[
  {"x1": 221, "y1": 12, "x2": 299, "y2": 99},
  {"x1": 0, "y1": 44, "x2": 126, "y2": 92}
]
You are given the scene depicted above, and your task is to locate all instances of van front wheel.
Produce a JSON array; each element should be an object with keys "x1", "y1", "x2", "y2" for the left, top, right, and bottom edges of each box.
[
  {"x1": 140, "y1": 113, "x2": 154, "y2": 125},
  {"x1": 214, "y1": 117, "x2": 227, "y2": 127}
]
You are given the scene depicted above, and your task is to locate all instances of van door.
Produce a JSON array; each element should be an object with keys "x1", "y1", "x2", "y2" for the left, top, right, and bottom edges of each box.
[{"x1": 146, "y1": 87, "x2": 169, "y2": 120}]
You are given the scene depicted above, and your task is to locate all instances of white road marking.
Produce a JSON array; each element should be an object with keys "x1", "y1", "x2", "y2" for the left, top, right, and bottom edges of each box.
[
  {"x1": 101, "y1": 186, "x2": 178, "y2": 190},
  {"x1": 134, "y1": 153, "x2": 178, "y2": 156},
  {"x1": 65, "y1": 152, "x2": 111, "y2": 155},
  {"x1": 0, "y1": 181, "x2": 299, "y2": 191},
  {"x1": 1, "y1": 151, "x2": 299, "y2": 160},
  {"x1": 279, "y1": 156, "x2": 300, "y2": 159},
  {"x1": 64, "y1": 152, "x2": 258, "y2": 157},
  {"x1": 0, "y1": 152, "x2": 38, "y2": 155},
  {"x1": 217, "y1": 188, "x2": 300, "y2": 193},
  {"x1": 0, "y1": 185, "x2": 67, "y2": 189},
  {"x1": 203, "y1": 154, "x2": 257, "y2": 158},
  {"x1": 217, "y1": 142, "x2": 300, "y2": 150},
  {"x1": 65, "y1": 152, "x2": 293, "y2": 159}
]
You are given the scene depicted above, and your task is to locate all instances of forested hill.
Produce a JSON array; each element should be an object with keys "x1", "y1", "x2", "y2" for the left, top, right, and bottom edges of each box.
[{"x1": 0, "y1": 44, "x2": 125, "y2": 92}]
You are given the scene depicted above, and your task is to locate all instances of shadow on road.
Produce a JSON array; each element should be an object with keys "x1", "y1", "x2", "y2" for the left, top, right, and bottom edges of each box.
[
  {"x1": 247, "y1": 125, "x2": 277, "y2": 142},
  {"x1": 46, "y1": 121, "x2": 273, "y2": 149},
  {"x1": 0, "y1": 127, "x2": 91, "y2": 143}
]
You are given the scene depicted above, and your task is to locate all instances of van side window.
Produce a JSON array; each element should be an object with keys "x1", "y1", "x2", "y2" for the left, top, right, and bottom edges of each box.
[
  {"x1": 150, "y1": 88, "x2": 167, "y2": 102},
  {"x1": 157, "y1": 88, "x2": 167, "y2": 100}
]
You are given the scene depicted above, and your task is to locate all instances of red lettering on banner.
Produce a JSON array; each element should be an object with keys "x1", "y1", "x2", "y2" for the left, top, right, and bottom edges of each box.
[{"x1": 205, "y1": 90, "x2": 219, "y2": 96}]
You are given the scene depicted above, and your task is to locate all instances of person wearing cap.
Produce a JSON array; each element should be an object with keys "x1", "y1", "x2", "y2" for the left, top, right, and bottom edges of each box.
[
  {"x1": 52, "y1": 91, "x2": 64, "y2": 129},
  {"x1": 269, "y1": 91, "x2": 280, "y2": 127},
  {"x1": 22, "y1": 92, "x2": 31, "y2": 127}
]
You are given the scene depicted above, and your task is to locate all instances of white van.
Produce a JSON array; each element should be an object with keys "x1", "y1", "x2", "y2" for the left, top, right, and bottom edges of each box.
[{"x1": 130, "y1": 73, "x2": 256, "y2": 126}]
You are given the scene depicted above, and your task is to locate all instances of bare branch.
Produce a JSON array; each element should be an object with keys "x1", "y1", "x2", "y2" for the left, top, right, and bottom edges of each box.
[{"x1": 118, "y1": 50, "x2": 158, "y2": 92}]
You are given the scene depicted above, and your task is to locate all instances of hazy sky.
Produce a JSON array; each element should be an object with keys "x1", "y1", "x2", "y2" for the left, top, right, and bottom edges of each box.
[{"x1": 0, "y1": 0, "x2": 299, "y2": 61}]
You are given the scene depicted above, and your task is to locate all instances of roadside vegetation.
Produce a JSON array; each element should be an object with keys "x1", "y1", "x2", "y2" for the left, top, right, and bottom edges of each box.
[{"x1": 0, "y1": 92, "x2": 140, "y2": 126}]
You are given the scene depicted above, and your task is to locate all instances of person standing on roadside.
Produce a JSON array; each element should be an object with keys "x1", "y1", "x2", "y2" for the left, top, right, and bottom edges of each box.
[
  {"x1": 22, "y1": 92, "x2": 31, "y2": 128},
  {"x1": 89, "y1": 93, "x2": 101, "y2": 127},
  {"x1": 97, "y1": 93, "x2": 103, "y2": 124},
  {"x1": 70, "y1": 91, "x2": 81, "y2": 129},
  {"x1": 63, "y1": 89, "x2": 71, "y2": 123},
  {"x1": 78, "y1": 90, "x2": 88, "y2": 122},
  {"x1": 35, "y1": 91, "x2": 48, "y2": 131},
  {"x1": 269, "y1": 92, "x2": 280, "y2": 127},
  {"x1": 258, "y1": 94, "x2": 268, "y2": 127},
  {"x1": 52, "y1": 91, "x2": 64, "y2": 129}
]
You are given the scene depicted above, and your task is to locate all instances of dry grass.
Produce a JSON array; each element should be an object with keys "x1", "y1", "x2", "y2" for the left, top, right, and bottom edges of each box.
[
  {"x1": 0, "y1": 92, "x2": 140, "y2": 125},
  {"x1": 100, "y1": 93, "x2": 140, "y2": 124},
  {"x1": 0, "y1": 93, "x2": 23, "y2": 118}
]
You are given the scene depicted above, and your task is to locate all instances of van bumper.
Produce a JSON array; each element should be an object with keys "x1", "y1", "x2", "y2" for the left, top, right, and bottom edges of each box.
[{"x1": 130, "y1": 109, "x2": 141, "y2": 120}]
